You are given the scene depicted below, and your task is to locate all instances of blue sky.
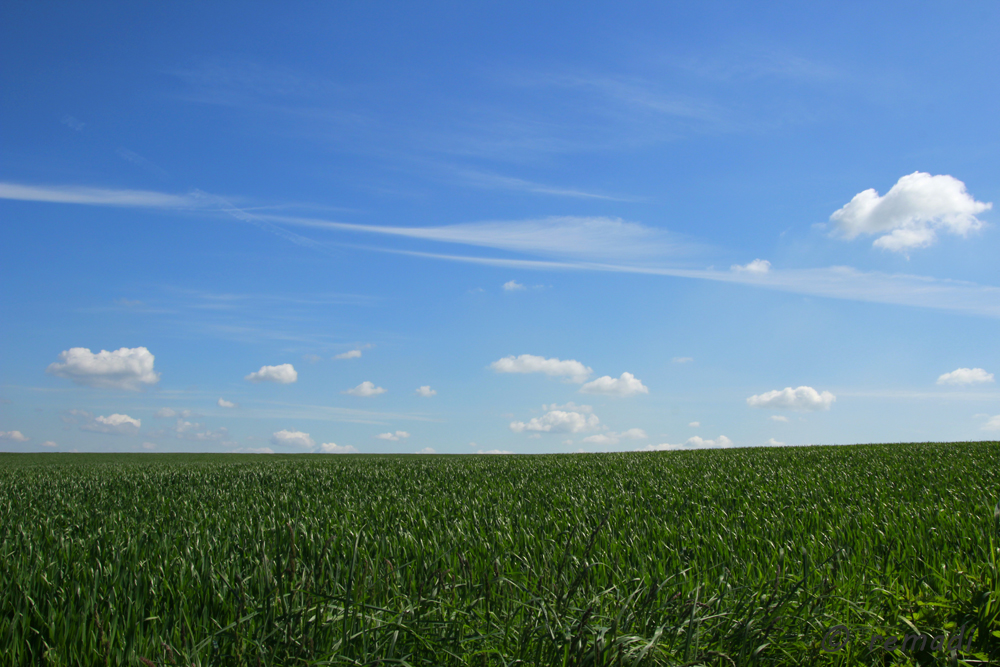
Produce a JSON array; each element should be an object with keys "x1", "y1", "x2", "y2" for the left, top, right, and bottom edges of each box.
[{"x1": 2, "y1": 2, "x2": 999, "y2": 453}]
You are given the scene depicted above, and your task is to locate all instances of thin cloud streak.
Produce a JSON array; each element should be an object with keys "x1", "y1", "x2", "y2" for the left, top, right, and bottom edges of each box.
[{"x1": 7, "y1": 181, "x2": 1000, "y2": 318}]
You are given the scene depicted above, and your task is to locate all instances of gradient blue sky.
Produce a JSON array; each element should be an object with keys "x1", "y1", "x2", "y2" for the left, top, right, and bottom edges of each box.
[{"x1": 2, "y1": 2, "x2": 999, "y2": 454}]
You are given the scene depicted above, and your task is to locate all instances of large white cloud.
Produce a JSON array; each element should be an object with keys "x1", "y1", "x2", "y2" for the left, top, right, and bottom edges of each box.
[
  {"x1": 0, "y1": 430, "x2": 29, "y2": 442},
  {"x1": 416, "y1": 385, "x2": 437, "y2": 397},
  {"x1": 320, "y1": 442, "x2": 358, "y2": 453},
  {"x1": 46, "y1": 347, "x2": 160, "y2": 390},
  {"x1": 217, "y1": 398, "x2": 238, "y2": 408},
  {"x1": 580, "y1": 372, "x2": 649, "y2": 396},
  {"x1": 747, "y1": 386, "x2": 835, "y2": 411},
  {"x1": 343, "y1": 381, "x2": 386, "y2": 397},
  {"x1": 510, "y1": 409, "x2": 600, "y2": 434},
  {"x1": 80, "y1": 413, "x2": 141, "y2": 436},
  {"x1": 270, "y1": 429, "x2": 315, "y2": 448},
  {"x1": 245, "y1": 364, "x2": 298, "y2": 384},
  {"x1": 490, "y1": 354, "x2": 592, "y2": 383},
  {"x1": 641, "y1": 435, "x2": 733, "y2": 451},
  {"x1": 829, "y1": 172, "x2": 992, "y2": 252},
  {"x1": 937, "y1": 368, "x2": 994, "y2": 386}
]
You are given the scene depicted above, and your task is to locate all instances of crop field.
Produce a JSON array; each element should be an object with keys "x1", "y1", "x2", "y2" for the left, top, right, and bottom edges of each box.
[{"x1": 2, "y1": 443, "x2": 999, "y2": 667}]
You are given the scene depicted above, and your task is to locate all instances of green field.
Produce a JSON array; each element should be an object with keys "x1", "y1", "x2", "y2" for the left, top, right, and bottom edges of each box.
[{"x1": 2, "y1": 443, "x2": 999, "y2": 666}]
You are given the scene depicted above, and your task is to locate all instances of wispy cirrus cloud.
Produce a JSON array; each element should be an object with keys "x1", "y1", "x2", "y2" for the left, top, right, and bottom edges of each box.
[
  {"x1": 8, "y1": 181, "x2": 1000, "y2": 319},
  {"x1": 0, "y1": 182, "x2": 205, "y2": 208}
]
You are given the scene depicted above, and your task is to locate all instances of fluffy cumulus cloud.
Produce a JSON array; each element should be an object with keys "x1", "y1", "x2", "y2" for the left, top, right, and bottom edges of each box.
[
  {"x1": 829, "y1": 172, "x2": 992, "y2": 252},
  {"x1": 765, "y1": 438, "x2": 786, "y2": 446},
  {"x1": 580, "y1": 372, "x2": 649, "y2": 397},
  {"x1": 503, "y1": 280, "x2": 526, "y2": 291},
  {"x1": 731, "y1": 259, "x2": 771, "y2": 274},
  {"x1": 982, "y1": 415, "x2": 1000, "y2": 431},
  {"x1": 343, "y1": 381, "x2": 386, "y2": 397},
  {"x1": 747, "y1": 386, "x2": 835, "y2": 411},
  {"x1": 416, "y1": 385, "x2": 437, "y2": 397},
  {"x1": 320, "y1": 442, "x2": 358, "y2": 453},
  {"x1": 490, "y1": 354, "x2": 592, "y2": 383},
  {"x1": 334, "y1": 350, "x2": 362, "y2": 360},
  {"x1": 245, "y1": 364, "x2": 298, "y2": 384},
  {"x1": 642, "y1": 435, "x2": 733, "y2": 451},
  {"x1": 78, "y1": 413, "x2": 141, "y2": 436},
  {"x1": 937, "y1": 367, "x2": 995, "y2": 386},
  {"x1": 581, "y1": 428, "x2": 647, "y2": 445},
  {"x1": 217, "y1": 398, "x2": 238, "y2": 408},
  {"x1": 46, "y1": 346, "x2": 160, "y2": 390},
  {"x1": 376, "y1": 431, "x2": 410, "y2": 441},
  {"x1": 0, "y1": 430, "x2": 29, "y2": 442},
  {"x1": 510, "y1": 409, "x2": 600, "y2": 434},
  {"x1": 270, "y1": 429, "x2": 315, "y2": 449}
]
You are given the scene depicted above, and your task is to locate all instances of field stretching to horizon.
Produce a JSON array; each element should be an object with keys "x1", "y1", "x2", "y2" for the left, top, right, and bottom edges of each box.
[{"x1": 2, "y1": 443, "x2": 999, "y2": 666}]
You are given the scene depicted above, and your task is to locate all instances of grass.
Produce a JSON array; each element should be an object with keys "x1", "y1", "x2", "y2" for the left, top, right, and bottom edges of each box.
[{"x1": 2, "y1": 443, "x2": 999, "y2": 666}]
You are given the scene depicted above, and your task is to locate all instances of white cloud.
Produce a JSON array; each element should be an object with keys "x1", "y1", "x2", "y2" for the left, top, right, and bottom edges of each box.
[
  {"x1": 46, "y1": 347, "x2": 160, "y2": 391},
  {"x1": 40, "y1": 441, "x2": 58, "y2": 447},
  {"x1": 765, "y1": 438, "x2": 786, "y2": 446},
  {"x1": 245, "y1": 363, "x2": 298, "y2": 384},
  {"x1": 0, "y1": 182, "x2": 203, "y2": 208},
  {"x1": 490, "y1": 354, "x2": 592, "y2": 383},
  {"x1": 689, "y1": 421, "x2": 700, "y2": 427},
  {"x1": 510, "y1": 409, "x2": 600, "y2": 434},
  {"x1": 265, "y1": 214, "x2": 686, "y2": 263},
  {"x1": 343, "y1": 381, "x2": 386, "y2": 397},
  {"x1": 641, "y1": 435, "x2": 734, "y2": 451},
  {"x1": 233, "y1": 447, "x2": 274, "y2": 454},
  {"x1": 770, "y1": 415, "x2": 790, "y2": 422},
  {"x1": 0, "y1": 430, "x2": 29, "y2": 442},
  {"x1": 81, "y1": 413, "x2": 141, "y2": 436},
  {"x1": 580, "y1": 372, "x2": 649, "y2": 397},
  {"x1": 416, "y1": 385, "x2": 437, "y2": 397},
  {"x1": 142, "y1": 442, "x2": 156, "y2": 450},
  {"x1": 731, "y1": 259, "x2": 771, "y2": 274},
  {"x1": 416, "y1": 447, "x2": 436, "y2": 454},
  {"x1": 320, "y1": 442, "x2": 358, "y2": 453},
  {"x1": 270, "y1": 429, "x2": 315, "y2": 449},
  {"x1": 581, "y1": 428, "x2": 647, "y2": 445},
  {"x1": 937, "y1": 368, "x2": 994, "y2": 386},
  {"x1": 335, "y1": 350, "x2": 362, "y2": 360},
  {"x1": 830, "y1": 172, "x2": 992, "y2": 252},
  {"x1": 981, "y1": 415, "x2": 1000, "y2": 430},
  {"x1": 503, "y1": 280, "x2": 526, "y2": 291},
  {"x1": 218, "y1": 398, "x2": 238, "y2": 408},
  {"x1": 477, "y1": 449, "x2": 514, "y2": 454},
  {"x1": 376, "y1": 431, "x2": 410, "y2": 441},
  {"x1": 155, "y1": 408, "x2": 192, "y2": 418},
  {"x1": 747, "y1": 386, "x2": 835, "y2": 411},
  {"x1": 672, "y1": 357, "x2": 694, "y2": 364},
  {"x1": 167, "y1": 418, "x2": 230, "y2": 442}
]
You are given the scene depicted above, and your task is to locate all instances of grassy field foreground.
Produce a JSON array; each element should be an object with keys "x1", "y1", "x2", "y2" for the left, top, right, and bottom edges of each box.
[{"x1": 2, "y1": 444, "x2": 1000, "y2": 666}]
